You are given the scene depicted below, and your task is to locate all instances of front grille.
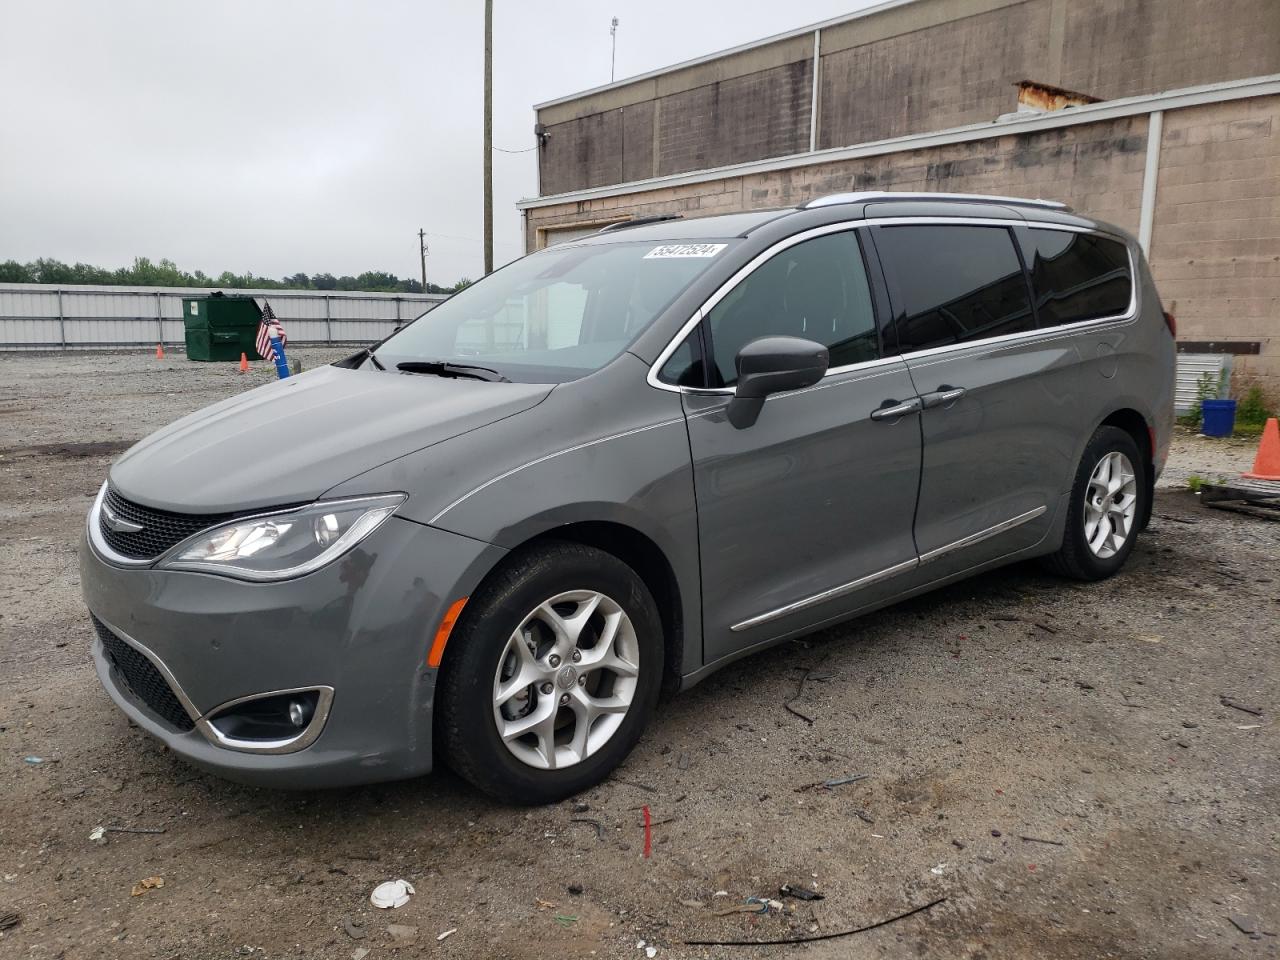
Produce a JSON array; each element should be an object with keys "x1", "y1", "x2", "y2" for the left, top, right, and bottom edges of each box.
[
  {"x1": 99, "y1": 487, "x2": 235, "y2": 561},
  {"x1": 92, "y1": 617, "x2": 195, "y2": 731}
]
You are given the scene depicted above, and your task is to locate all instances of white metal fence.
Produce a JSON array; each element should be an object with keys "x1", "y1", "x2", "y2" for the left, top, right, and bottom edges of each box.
[
  {"x1": 0, "y1": 284, "x2": 448, "y2": 351},
  {"x1": 1175, "y1": 352, "x2": 1232, "y2": 414}
]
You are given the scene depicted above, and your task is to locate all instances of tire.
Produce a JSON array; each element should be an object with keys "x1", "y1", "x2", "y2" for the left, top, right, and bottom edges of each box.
[
  {"x1": 436, "y1": 541, "x2": 663, "y2": 804},
  {"x1": 1043, "y1": 426, "x2": 1146, "y2": 581}
]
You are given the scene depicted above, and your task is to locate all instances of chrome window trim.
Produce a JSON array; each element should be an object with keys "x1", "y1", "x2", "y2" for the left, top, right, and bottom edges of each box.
[
  {"x1": 646, "y1": 217, "x2": 1138, "y2": 396},
  {"x1": 92, "y1": 614, "x2": 202, "y2": 722},
  {"x1": 730, "y1": 503, "x2": 1048, "y2": 632},
  {"x1": 197, "y1": 685, "x2": 336, "y2": 755}
]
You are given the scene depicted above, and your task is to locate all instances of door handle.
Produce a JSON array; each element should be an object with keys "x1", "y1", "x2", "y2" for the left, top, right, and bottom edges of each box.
[
  {"x1": 920, "y1": 386, "x2": 966, "y2": 409},
  {"x1": 870, "y1": 397, "x2": 923, "y2": 422}
]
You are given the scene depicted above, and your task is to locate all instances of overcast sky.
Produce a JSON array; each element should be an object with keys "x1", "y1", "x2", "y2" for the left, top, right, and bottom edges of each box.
[{"x1": 1, "y1": 0, "x2": 876, "y2": 285}]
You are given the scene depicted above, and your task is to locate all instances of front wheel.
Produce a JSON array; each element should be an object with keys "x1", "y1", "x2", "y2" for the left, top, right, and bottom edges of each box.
[
  {"x1": 1043, "y1": 425, "x2": 1146, "y2": 581},
  {"x1": 436, "y1": 542, "x2": 663, "y2": 804}
]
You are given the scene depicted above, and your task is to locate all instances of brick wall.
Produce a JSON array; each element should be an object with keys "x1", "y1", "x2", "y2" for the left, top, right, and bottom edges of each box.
[{"x1": 1150, "y1": 95, "x2": 1280, "y2": 399}]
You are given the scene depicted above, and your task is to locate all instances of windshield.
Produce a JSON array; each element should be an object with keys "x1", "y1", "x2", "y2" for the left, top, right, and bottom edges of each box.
[{"x1": 373, "y1": 239, "x2": 736, "y2": 382}]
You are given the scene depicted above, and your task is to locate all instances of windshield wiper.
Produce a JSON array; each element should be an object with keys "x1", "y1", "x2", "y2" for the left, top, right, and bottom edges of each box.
[
  {"x1": 396, "y1": 360, "x2": 510, "y2": 382},
  {"x1": 362, "y1": 348, "x2": 386, "y2": 371}
]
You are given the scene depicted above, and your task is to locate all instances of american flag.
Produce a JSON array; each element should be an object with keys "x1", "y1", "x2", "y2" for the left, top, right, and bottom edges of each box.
[{"x1": 255, "y1": 301, "x2": 287, "y2": 359}]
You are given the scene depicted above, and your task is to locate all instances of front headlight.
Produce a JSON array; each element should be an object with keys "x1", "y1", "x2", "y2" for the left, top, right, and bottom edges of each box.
[{"x1": 159, "y1": 494, "x2": 405, "y2": 581}]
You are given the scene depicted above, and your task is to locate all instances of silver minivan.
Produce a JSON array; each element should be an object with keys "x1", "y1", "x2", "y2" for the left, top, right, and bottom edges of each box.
[{"x1": 81, "y1": 192, "x2": 1176, "y2": 803}]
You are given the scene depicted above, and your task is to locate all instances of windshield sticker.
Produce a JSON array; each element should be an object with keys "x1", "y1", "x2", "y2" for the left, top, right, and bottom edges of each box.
[{"x1": 643, "y1": 243, "x2": 727, "y2": 259}]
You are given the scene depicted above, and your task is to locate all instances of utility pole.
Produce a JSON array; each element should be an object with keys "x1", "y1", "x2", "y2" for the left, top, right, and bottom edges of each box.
[
  {"x1": 483, "y1": 0, "x2": 494, "y2": 275},
  {"x1": 610, "y1": 17, "x2": 619, "y2": 82},
  {"x1": 418, "y1": 228, "x2": 428, "y2": 291}
]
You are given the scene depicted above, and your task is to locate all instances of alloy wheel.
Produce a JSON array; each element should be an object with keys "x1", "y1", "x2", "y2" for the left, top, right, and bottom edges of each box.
[
  {"x1": 1083, "y1": 450, "x2": 1137, "y2": 559},
  {"x1": 492, "y1": 590, "x2": 640, "y2": 770}
]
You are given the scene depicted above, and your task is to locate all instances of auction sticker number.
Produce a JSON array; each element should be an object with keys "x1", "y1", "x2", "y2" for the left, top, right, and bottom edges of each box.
[{"x1": 644, "y1": 243, "x2": 727, "y2": 259}]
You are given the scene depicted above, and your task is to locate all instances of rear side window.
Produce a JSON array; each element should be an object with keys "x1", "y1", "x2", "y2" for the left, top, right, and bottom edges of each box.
[
  {"x1": 1023, "y1": 229, "x2": 1132, "y2": 326},
  {"x1": 875, "y1": 225, "x2": 1034, "y2": 352},
  {"x1": 706, "y1": 230, "x2": 878, "y2": 387}
]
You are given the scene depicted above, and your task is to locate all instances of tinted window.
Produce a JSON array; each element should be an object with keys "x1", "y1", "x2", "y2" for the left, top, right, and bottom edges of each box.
[
  {"x1": 1024, "y1": 230, "x2": 1132, "y2": 326},
  {"x1": 656, "y1": 332, "x2": 708, "y2": 387},
  {"x1": 876, "y1": 225, "x2": 1034, "y2": 352},
  {"x1": 706, "y1": 231, "x2": 877, "y2": 387}
]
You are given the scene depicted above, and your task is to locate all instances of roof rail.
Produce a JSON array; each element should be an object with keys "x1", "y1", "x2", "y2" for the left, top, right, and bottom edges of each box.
[
  {"x1": 801, "y1": 191, "x2": 1069, "y2": 211},
  {"x1": 598, "y1": 214, "x2": 684, "y2": 233}
]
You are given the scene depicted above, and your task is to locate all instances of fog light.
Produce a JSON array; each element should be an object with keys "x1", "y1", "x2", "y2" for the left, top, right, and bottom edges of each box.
[{"x1": 205, "y1": 689, "x2": 322, "y2": 744}]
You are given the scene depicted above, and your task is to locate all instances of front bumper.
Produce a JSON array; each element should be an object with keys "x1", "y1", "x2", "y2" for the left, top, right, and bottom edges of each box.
[{"x1": 80, "y1": 515, "x2": 504, "y2": 789}]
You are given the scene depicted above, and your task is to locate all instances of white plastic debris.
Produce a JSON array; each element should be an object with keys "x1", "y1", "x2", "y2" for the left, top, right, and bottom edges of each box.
[
  {"x1": 930, "y1": 863, "x2": 948, "y2": 876},
  {"x1": 370, "y1": 879, "x2": 415, "y2": 909},
  {"x1": 437, "y1": 928, "x2": 457, "y2": 942},
  {"x1": 89, "y1": 826, "x2": 107, "y2": 844},
  {"x1": 646, "y1": 948, "x2": 658, "y2": 958}
]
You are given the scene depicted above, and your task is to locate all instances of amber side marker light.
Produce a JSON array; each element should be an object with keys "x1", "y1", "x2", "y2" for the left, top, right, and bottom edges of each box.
[{"x1": 428, "y1": 597, "x2": 468, "y2": 668}]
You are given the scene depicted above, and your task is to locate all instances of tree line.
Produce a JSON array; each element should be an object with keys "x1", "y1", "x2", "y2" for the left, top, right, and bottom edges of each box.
[{"x1": 0, "y1": 256, "x2": 472, "y2": 295}]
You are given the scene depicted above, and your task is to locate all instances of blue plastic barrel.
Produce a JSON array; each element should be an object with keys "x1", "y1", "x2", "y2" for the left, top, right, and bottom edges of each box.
[{"x1": 1201, "y1": 399, "x2": 1237, "y2": 438}]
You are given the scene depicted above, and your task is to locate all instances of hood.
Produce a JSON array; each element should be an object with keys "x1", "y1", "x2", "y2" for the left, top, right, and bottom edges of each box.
[{"x1": 110, "y1": 365, "x2": 552, "y2": 513}]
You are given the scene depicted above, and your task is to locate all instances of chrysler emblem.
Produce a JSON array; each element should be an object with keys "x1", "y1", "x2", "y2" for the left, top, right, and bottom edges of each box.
[{"x1": 102, "y1": 502, "x2": 144, "y2": 534}]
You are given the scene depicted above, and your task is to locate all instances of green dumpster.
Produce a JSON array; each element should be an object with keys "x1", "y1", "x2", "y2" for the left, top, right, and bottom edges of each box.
[{"x1": 183, "y1": 293, "x2": 265, "y2": 362}]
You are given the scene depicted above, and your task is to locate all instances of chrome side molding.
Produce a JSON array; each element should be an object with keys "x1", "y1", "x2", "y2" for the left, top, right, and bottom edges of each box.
[
  {"x1": 730, "y1": 504, "x2": 1048, "y2": 632},
  {"x1": 918, "y1": 505, "x2": 1048, "y2": 564},
  {"x1": 731, "y1": 558, "x2": 918, "y2": 632}
]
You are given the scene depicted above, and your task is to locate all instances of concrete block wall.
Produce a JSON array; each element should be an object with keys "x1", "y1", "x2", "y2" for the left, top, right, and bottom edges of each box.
[
  {"x1": 817, "y1": 0, "x2": 1053, "y2": 148},
  {"x1": 656, "y1": 58, "x2": 812, "y2": 176},
  {"x1": 535, "y1": 0, "x2": 1280, "y2": 198},
  {"x1": 1150, "y1": 95, "x2": 1280, "y2": 400},
  {"x1": 528, "y1": 115, "x2": 1147, "y2": 245},
  {"x1": 1061, "y1": 0, "x2": 1280, "y2": 102}
]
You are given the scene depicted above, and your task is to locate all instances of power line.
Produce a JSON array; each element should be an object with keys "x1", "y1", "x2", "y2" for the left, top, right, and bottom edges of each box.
[{"x1": 492, "y1": 144, "x2": 538, "y2": 154}]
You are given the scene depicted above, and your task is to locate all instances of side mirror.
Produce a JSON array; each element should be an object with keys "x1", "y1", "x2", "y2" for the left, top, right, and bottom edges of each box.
[{"x1": 727, "y1": 336, "x2": 829, "y2": 428}]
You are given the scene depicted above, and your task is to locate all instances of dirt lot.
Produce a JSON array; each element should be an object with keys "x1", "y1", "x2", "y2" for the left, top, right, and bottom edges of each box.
[{"x1": 1, "y1": 352, "x2": 1277, "y2": 960}]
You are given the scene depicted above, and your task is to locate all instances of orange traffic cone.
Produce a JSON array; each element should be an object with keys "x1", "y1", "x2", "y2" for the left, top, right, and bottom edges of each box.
[
  {"x1": 1242, "y1": 417, "x2": 1280, "y2": 481},
  {"x1": 239, "y1": 352, "x2": 249, "y2": 373},
  {"x1": 155, "y1": 343, "x2": 164, "y2": 359}
]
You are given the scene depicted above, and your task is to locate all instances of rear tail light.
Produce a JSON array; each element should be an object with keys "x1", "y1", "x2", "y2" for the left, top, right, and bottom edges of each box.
[{"x1": 1163, "y1": 311, "x2": 1177, "y2": 337}]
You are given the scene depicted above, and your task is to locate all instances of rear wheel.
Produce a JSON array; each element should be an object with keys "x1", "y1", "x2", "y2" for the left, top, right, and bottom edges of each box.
[
  {"x1": 437, "y1": 542, "x2": 662, "y2": 804},
  {"x1": 1044, "y1": 426, "x2": 1146, "y2": 581}
]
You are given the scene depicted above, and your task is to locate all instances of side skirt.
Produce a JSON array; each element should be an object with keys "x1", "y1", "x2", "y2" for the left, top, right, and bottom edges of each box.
[{"x1": 678, "y1": 494, "x2": 1067, "y2": 691}]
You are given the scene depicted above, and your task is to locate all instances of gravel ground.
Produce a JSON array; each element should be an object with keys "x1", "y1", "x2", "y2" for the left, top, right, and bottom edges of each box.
[
  {"x1": 1158, "y1": 431, "x2": 1259, "y2": 491},
  {"x1": 1, "y1": 352, "x2": 1277, "y2": 960}
]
